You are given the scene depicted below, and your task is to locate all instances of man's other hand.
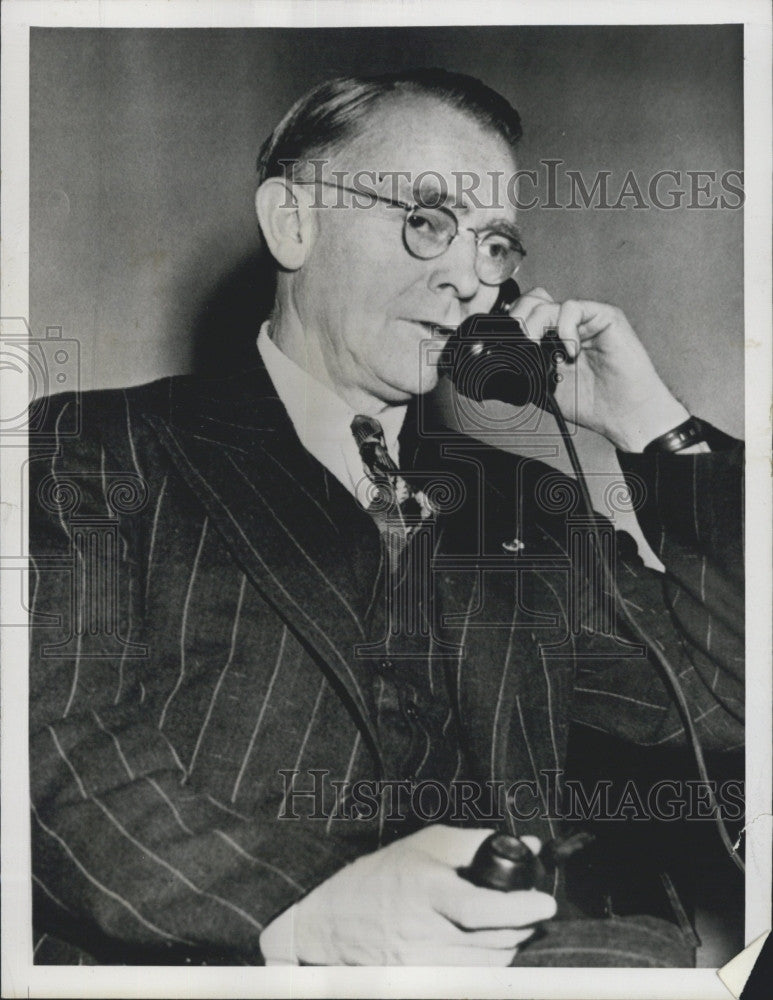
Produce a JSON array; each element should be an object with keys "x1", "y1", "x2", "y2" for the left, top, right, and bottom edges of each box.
[
  {"x1": 511, "y1": 287, "x2": 692, "y2": 452},
  {"x1": 259, "y1": 825, "x2": 556, "y2": 965}
]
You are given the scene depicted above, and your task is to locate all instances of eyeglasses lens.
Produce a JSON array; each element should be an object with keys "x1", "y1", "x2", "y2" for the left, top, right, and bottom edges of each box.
[{"x1": 403, "y1": 207, "x2": 522, "y2": 283}]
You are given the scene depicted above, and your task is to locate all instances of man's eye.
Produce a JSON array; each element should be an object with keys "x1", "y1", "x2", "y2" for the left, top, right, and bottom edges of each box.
[
  {"x1": 406, "y1": 211, "x2": 438, "y2": 233},
  {"x1": 480, "y1": 236, "x2": 516, "y2": 260}
]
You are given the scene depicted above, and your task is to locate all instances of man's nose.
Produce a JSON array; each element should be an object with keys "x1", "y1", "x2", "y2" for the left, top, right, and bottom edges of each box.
[{"x1": 427, "y1": 231, "x2": 480, "y2": 301}]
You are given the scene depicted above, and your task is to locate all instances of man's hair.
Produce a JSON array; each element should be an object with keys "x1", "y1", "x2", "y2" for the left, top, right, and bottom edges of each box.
[{"x1": 256, "y1": 68, "x2": 522, "y2": 183}]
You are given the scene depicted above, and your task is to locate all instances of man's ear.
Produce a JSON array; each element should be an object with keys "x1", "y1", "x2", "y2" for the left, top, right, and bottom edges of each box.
[{"x1": 255, "y1": 178, "x2": 315, "y2": 270}]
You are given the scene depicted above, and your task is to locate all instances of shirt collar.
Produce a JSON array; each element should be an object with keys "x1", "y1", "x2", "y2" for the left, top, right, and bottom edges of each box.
[{"x1": 257, "y1": 322, "x2": 407, "y2": 495}]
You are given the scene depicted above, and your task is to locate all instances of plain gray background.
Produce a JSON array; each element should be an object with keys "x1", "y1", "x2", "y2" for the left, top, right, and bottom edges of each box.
[{"x1": 30, "y1": 26, "x2": 744, "y2": 543}]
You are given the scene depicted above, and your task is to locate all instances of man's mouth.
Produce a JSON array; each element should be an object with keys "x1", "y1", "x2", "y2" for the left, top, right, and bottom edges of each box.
[{"x1": 403, "y1": 319, "x2": 456, "y2": 337}]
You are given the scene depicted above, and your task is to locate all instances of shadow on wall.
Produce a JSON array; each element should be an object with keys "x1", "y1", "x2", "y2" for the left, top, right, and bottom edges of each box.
[{"x1": 189, "y1": 247, "x2": 277, "y2": 377}]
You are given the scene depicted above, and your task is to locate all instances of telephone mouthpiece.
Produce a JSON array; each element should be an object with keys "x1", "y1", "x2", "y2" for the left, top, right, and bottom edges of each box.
[
  {"x1": 458, "y1": 832, "x2": 540, "y2": 892},
  {"x1": 438, "y1": 313, "x2": 567, "y2": 409}
]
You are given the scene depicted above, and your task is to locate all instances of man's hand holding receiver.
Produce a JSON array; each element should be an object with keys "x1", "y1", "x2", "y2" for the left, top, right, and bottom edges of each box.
[
  {"x1": 259, "y1": 826, "x2": 556, "y2": 966},
  {"x1": 511, "y1": 287, "x2": 697, "y2": 453}
]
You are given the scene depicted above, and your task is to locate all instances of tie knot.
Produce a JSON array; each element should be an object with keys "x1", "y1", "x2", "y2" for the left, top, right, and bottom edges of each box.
[
  {"x1": 351, "y1": 413, "x2": 434, "y2": 536},
  {"x1": 351, "y1": 414, "x2": 384, "y2": 450},
  {"x1": 351, "y1": 414, "x2": 394, "y2": 476}
]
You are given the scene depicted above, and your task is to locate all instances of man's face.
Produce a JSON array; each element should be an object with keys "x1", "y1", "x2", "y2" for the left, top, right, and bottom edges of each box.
[{"x1": 288, "y1": 97, "x2": 521, "y2": 407}]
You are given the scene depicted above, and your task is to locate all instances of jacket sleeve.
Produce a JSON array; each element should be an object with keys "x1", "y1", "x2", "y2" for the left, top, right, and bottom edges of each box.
[
  {"x1": 569, "y1": 420, "x2": 744, "y2": 751},
  {"x1": 29, "y1": 390, "x2": 361, "y2": 964}
]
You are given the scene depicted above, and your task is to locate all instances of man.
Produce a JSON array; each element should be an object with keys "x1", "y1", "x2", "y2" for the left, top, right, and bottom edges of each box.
[{"x1": 29, "y1": 69, "x2": 743, "y2": 967}]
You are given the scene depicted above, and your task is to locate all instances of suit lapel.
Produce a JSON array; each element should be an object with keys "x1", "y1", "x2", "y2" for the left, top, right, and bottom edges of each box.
[{"x1": 141, "y1": 363, "x2": 385, "y2": 766}]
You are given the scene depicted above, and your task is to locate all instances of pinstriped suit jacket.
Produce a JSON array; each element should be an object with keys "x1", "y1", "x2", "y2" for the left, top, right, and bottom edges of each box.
[{"x1": 29, "y1": 358, "x2": 744, "y2": 963}]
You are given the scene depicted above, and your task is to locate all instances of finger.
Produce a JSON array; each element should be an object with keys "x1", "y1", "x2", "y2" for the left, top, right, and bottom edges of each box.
[
  {"x1": 410, "y1": 826, "x2": 542, "y2": 867},
  {"x1": 259, "y1": 904, "x2": 299, "y2": 964},
  {"x1": 398, "y1": 943, "x2": 519, "y2": 966},
  {"x1": 511, "y1": 302, "x2": 560, "y2": 341},
  {"x1": 450, "y1": 925, "x2": 536, "y2": 950},
  {"x1": 520, "y1": 835, "x2": 542, "y2": 856},
  {"x1": 409, "y1": 824, "x2": 496, "y2": 866},
  {"x1": 556, "y1": 299, "x2": 625, "y2": 356},
  {"x1": 522, "y1": 286, "x2": 555, "y2": 304},
  {"x1": 433, "y1": 882, "x2": 557, "y2": 930},
  {"x1": 551, "y1": 300, "x2": 592, "y2": 360}
]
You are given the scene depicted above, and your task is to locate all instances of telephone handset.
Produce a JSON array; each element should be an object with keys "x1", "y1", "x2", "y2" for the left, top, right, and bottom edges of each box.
[{"x1": 438, "y1": 277, "x2": 568, "y2": 408}]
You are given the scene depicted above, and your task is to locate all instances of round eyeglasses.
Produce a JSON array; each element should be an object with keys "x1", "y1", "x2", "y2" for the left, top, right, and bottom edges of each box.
[{"x1": 291, "y1": 179, "x2": 526, "y2": 286}]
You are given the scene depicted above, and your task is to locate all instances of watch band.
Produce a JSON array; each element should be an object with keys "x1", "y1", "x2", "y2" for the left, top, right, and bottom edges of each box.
[{"x1": 643, "y1": 417, "x2": 706, "y2": 455}]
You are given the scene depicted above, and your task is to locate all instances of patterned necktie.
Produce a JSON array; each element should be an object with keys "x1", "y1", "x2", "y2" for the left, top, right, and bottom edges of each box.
[{"x1": 351, "y1": 415, "x2": 433, "y2": 536}]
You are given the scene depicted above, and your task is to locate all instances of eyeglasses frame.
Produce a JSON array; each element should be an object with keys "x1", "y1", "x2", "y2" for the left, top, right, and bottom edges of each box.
[{"x1": 287, "y1": 178, "x2": 526, "y2": 285}]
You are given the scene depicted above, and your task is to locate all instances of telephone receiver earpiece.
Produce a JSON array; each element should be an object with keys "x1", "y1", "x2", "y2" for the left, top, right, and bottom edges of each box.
[
  {"x1": 438, "y1": 278, "x2": 567, "y2": 408},
  {"x1": 492, "y1": 277, "x2": 521, "y2": 314}
]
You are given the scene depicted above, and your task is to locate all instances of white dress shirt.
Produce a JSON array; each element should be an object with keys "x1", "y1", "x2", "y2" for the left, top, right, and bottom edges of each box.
[{"x1": 257, "y1": 322, "x2": 408, "y2": 500}]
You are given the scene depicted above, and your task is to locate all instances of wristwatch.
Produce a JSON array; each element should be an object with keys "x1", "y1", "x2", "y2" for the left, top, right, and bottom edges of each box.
[{"x1": 643, "y1": 417, "x2": 707, "y2": 455}]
